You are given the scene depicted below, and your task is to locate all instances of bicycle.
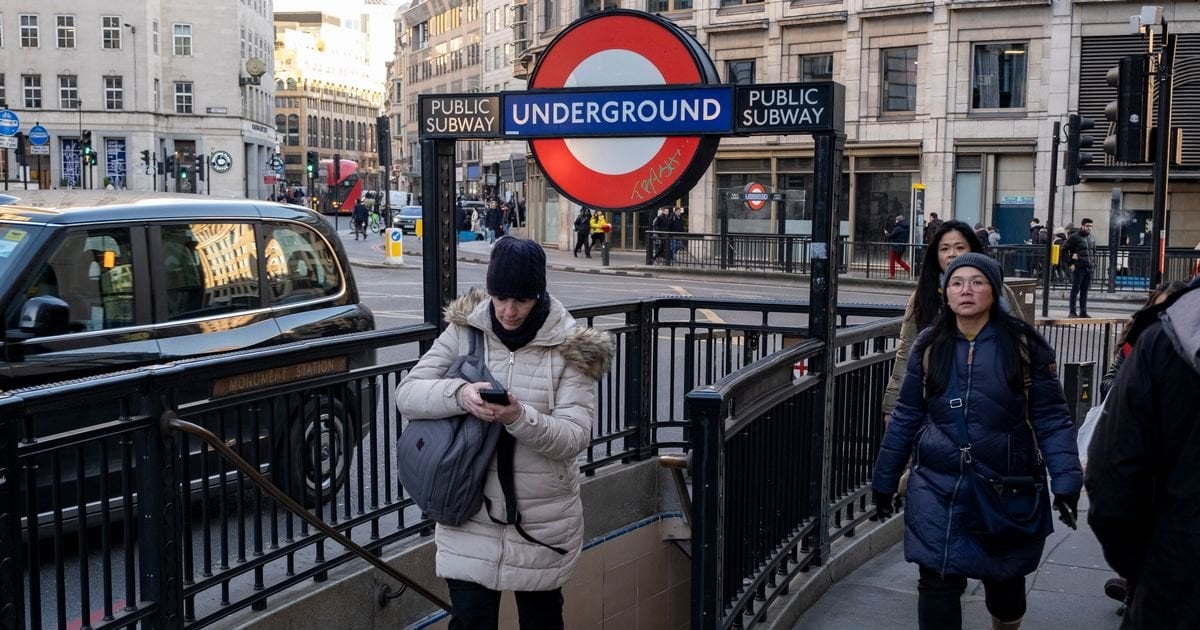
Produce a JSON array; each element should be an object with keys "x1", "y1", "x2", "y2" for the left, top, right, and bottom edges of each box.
[{"x1": 367, "y1": 209, "x2": 383, "y2": 235}]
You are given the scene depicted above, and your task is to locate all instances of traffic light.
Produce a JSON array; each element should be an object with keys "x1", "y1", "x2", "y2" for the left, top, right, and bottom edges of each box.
[
  {"x1": 140, "y1": 149, "x2": 152, "y2": 167},
  {"x1": 178, "y1": 155, "x2": 189, "y2": 180},
  {"x1": 166, "y1": 154, "x2": 178, "y2": 178},
  {"x1": 375, "y1": 115, "x2": 392, "y2": 165},
  {"x1": 81, "y1": 130, "x2": 94, "y2": 162},
  {"x1": 15, "y1": 133, "x2": 26, "y2": 167},
  {"x1": 1064, "y1": 114, "x2": 1095, "y2": 186},
  {"x1": 196, "y1": 155, "x2": 205, "y2": 181},
  {"x1": 305, "y1": 150, "x2": 319, "y2": 177},
  {"x1": 1103, "y1": 54, "x2": 1151, "y2": 163}
]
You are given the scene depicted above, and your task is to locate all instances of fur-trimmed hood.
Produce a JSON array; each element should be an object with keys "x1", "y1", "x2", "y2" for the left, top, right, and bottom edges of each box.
[{"x1": 442, "y1": 287, "x2": 614, "y2": 380}]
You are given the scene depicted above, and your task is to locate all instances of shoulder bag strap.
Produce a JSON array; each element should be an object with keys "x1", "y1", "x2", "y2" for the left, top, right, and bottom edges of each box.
[
  {"x1": 942, "y1": 349, "x2": 973, "y2": 463},
  {"x1": 1018, "y1": 335, "x2": 1045, "y2": 468}
]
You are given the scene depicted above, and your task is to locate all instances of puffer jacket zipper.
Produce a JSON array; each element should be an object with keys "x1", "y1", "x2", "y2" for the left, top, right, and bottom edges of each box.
[
  {"x1": 941, "y1": 340, "x2": 974, "y2": 577},
  {"x1": 493, "y1": 346, "x2": 518, "y2": 587}
]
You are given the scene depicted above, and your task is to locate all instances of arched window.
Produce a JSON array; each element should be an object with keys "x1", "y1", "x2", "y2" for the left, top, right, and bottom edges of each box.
[
  {"x1": 287, "y1": 114, "x2": 300, "y2": 146},
  {"x1": 275, "y1": 114, "x2": 287, "y2": 138},
  {"x1": 333, "y1": 120, "x2": 342, "y2": 149},
  {"x1": 321, "y1": 117, "x2": 331, "y2": 148},
  {"x1": 286, "y1": 78, "x2": 297, "y2": 90},
  {"x1": 275, "y1": 80, "x2": 285, "y2": 91}
]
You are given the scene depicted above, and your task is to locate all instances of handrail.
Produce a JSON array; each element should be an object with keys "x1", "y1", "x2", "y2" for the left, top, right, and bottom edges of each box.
[{"x1": 163, "y1": 410, "x2": 452, "y2": 613}]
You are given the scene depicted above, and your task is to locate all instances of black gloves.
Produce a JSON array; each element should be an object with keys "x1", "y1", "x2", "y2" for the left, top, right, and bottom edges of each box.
[
  {"x1": 872, "y1": 491, "x2": 896, "y2": 521},
  {"x1": 1053, "y1": 493, "x2": 1079, "y2": 530}
]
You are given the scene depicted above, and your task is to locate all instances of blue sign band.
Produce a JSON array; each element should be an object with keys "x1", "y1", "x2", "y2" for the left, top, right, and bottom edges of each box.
[{"x1": 503, "y1": 86, "x2": 732, "y2": 138}]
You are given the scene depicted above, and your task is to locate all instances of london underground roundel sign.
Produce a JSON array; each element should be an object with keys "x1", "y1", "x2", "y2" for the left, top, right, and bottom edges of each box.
[{"x1": 528, "y1": 10, "x2": 721, "y2": 212}]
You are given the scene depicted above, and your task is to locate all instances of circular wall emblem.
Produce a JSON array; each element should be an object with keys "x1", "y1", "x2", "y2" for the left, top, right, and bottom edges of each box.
[
  {"x1": 744, "y1": 182, "x2": 768, "y2": 211},
  {"x1": 528, "y1": 10, "x2": 721, "y2": 212},
  {"x1": 210, "y1": 150, "x2": 234, "y2": 173}
]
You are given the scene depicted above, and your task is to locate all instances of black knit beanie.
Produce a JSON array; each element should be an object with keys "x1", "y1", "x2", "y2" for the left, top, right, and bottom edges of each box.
[
  {"x1": 487, "y1": 236, "x2": 547, "y2": 299},
  {"x1": 943, "y1": 252, "x2": 1003, "y2": 302}
]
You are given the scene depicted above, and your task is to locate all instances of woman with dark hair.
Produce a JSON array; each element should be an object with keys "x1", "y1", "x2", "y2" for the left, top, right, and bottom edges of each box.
[
  {"x1": 882, "y1": 221, "x2": 1021, "y2": 425},
  {"x1": 872, "y1": 253, "x2": 1082, "y2": 630},
  {"x1": 1099, "y1": 280, "x2": 1190, "y2": 399}
]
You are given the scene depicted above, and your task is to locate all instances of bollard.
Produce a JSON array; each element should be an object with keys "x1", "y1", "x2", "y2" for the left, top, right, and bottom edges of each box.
[
  {"x1": 1062, "y1": 361, "x2": 1095, "y2": 430},
  {"x1": 602, "y1": 239, "x2": 610, "y2": 267},
  {"x1": 384, "y1": 227, "x2": 404, "y2": 265}
]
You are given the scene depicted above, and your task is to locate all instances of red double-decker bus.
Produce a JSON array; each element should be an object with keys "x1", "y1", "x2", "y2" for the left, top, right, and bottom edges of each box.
[{"x1": 318, "y1": 158, "x2": 363, "y2": 215}]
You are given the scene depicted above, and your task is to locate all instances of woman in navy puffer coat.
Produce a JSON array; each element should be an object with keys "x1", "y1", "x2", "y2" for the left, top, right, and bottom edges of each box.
[{"x1": 872, "y1": 253, "x2": 1083, "y2": 630}]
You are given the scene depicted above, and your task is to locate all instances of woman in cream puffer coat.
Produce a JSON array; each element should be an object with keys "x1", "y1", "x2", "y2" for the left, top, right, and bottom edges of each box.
[{"x1": 396, "y1": 276, "x2": 613, "y2": 625}]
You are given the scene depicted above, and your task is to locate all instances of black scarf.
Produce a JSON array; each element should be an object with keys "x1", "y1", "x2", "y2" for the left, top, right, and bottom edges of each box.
[{"x1": 489, "y1": 293, "x2": 551, "y2": 352}]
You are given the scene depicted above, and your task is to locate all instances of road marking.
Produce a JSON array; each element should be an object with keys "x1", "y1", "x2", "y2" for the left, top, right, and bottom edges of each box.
[{"x1": 670, "y1": 285, "x2": 725, "y2": 324}]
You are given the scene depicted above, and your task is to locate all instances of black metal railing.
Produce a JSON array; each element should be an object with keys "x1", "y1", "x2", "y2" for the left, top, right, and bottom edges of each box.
[
  {"x1": 2, "y1": 297, "x2": 902, "y2": 630},
  {"x1": 644, "y1": 233, "x2": 1198, "y2": 291},
  {"x1": 684, "y1": 312, "x2": 1128, "y2": 629}
]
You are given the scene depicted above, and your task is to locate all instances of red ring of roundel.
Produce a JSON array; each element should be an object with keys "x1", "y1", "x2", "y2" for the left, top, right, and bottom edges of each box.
[{"x1": 529, "y1": 13, "x2": 707, "y2": 211}]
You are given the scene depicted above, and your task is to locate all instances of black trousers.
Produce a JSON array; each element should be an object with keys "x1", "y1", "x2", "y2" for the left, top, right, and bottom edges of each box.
[
  {"x1": 446, "y1": 578, "x2": 564, "y2": 630},
  {"x1": 917, "y1": 568, "x2": 1025, "y2": 629},
  {"x1": 574, "y1": 231, "x2": 591, "y2": 256},
  {"x1": 1070, "y1": 266, "x2": 1093, "y2": 315}
]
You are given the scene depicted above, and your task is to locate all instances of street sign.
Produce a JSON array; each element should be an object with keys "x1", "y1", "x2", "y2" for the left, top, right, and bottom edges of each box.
[
  {"x1": 524, "y1": 10, "x2": 722, "y2": 211},
  {"x1": 264, "y1": 174, "x2": 277, "y2": 185},
  {"x1": 733, "y1": 83, "x2": 845, "y2": 134},
  {"x1": 503, "y1": 86, "x2": 732, "y2": 138},
  {"x1": 420, "y1": 95, "x2": 500, "y2": 138},
  {"x1": 0, "y1": 110, "x2": 18, "y2": 137},
  {"x1": 0, "y1": 136, "x2": 17, "y2": 149},
  {"x1": 268, "y1": 155, "x2": 284, "y2": 170},
  {"x1": 28, "y1": 124, "x2": 50, "y2": 146},
  {"x1": 30, "y1": 145, "x2": 50, "y2": 155}
]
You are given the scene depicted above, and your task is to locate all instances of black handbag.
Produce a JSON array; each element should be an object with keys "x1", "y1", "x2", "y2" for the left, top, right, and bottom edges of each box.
[{"x1": 945, "y1": 352, "x2": 1053, "y2": 547}]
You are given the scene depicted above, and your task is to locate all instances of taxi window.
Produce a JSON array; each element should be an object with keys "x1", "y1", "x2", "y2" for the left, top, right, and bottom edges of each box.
[
  {"x1": 0, "y1": 223, "x2": 43, "y2": 289},
  {"x1": 264, "y1": 224, "x2": 342, "y2": 305},
  {"x1": 25, "y1": 228, "x2": 137, "y2": 332},
  {"x1": 160, "y1": 224, "x2": 260, "y2": 321}
]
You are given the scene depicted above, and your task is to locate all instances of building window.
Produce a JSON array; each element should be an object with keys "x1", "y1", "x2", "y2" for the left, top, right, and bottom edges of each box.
[
  {"x1": 0, "y1": 17, "x2": 4, "y2": 48},
  {"x1": 56, "y1": 15, "x2": 76, "y2": 49},
  {"x1": 0, "y1": 76, "x2": 6, "y2": 106},
  {"x1": 720, "y1": 0, "x2": 762, "y2": 7},
  {"x1": 102, "y1": 16, "x2": 122, "y2": 49},
  {"x1": 104, "y1": 76, "x2": 123, "y2": 110},
  {"x1": 799, "y1": 53, "x2": 833, "y2": 81},
  {"x1": 174, "y1": 81, "x2": 193, "y2": 113},
  {"x1": 972, "y1": 42, "x2": 1027, "y2": 109},
  {"x1": 581, "y1": 0, "x2": 620, "y2": 15},
  {"x1": 726, "y1": 60, "x2": 755, "y2": 85},
  {"x1": 542, "y1": 0, "x2": 556, "y2": 31},
  {"x1": 173, "y1": 23, "x2": 192, "y2": 56},
  {"x1": 59, "y1": 75, "x2": 78, "y2": 109},
  {"x1": 649, "y1": 0, "x2": 692, "y2": 12},
  {"x1": 152, "y1": 20, "x2": 159, "y2": 54},
  {"x1": 882, "y1": 47, "x2": 918, "y2": 113},
  {"x1": 307, "y1": 115, "x2": 318, "y2": 146},
  {"x1": 20, "y1": 15, "x2": 40, "y2": 48},
  {"x1": 287, "y1": 114, "x2": 299, "y2": 146},
  {"x1": 153, "y1": 78, "x2": 160, "y2": 111},
  {"x1": 23, "y1": 75, "x2": 43, "y2": 108}
]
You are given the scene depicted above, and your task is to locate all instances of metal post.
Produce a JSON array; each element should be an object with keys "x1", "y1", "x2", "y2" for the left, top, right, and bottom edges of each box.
[
  {"x1": 0, "y1": 415, "x2": 24, "y2": 630},
  {"x1": 141, "y1": 403, "x2": 184, "y2": 628},
  {"x1": 161, "y1": 147, "x2": 167, "y2": 193},
  {"x1": 687, "y1": 388, "x2": 724, "y2": 629},
  {"x1": 808, "y1": 130, "x2": 845, "y2": 562},
  {"x1": 1149, "y1": 32, "x2": 1175, "y2": 288},
  {"x1": 623, "y1": 302, "x2": 654, "y2": 460},
  {"x1": 1041, "y1": 121, "x2": 1061, "y2": 318},
  {"x1": 1108, "y1": 188, "x2": 1121, "y2": 293},
  {"x1": 421, "y1": 139, "x2": 457, "y2": 332}
]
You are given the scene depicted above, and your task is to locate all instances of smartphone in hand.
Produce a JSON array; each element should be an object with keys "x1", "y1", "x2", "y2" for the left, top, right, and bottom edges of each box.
[
  {"x1": 1057, "y1": 502, "x2": 1078, "y2": 530},
  {"x1": 479, "y1": 387, "x2": 510, "y2": 405}
]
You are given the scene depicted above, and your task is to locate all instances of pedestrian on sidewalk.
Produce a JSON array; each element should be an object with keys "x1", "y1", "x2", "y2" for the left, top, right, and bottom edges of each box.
[
  {"x1": 573, "y1": 207, "x2": 592, "y2": 258},
  {"x1": 589, "y1": 210, "x2": 610, "y2": 255},
  {"x1": 882, "y1": 221, "x2": 1022, "y2": 429},
  {"x1": 485, "y1": 199, "x2": 503, "y2": 244},
  {"x1": 886, "y1": 214, "x2": 912, "y2": 278},
  {"x1": 651, "y1": 207, "x2": 672, "y2": 262},
  {"x1": 1087, "y1": 277, "x2": 1200, "y2": 630},
  {"x1": 923, "y1": 212, "x2": 944, "y2": 244},
  {"x1": 872, "y1": 252, "x2": 1082, "y2": 630},
  {"x1": 1062, "y1": 218, "x2": 1096, "y2": 317},
  {"x1": 351, "y1": 199, "x2": 368, "y2": 240},
  {"x1": 395, "y1": 237, "x2": 614, "y2": 629}
]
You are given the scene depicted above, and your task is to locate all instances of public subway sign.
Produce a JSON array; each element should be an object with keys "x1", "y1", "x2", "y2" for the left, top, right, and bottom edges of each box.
[
  {"x1": 416, "y1": 10, "x2": 844, "y2": 211},
  {"x1": 420, "y1": 95, "x2": 500, "y2": 138},
  {"x1": 734, "y1": 83, "x2": 845, "y2": 135}
]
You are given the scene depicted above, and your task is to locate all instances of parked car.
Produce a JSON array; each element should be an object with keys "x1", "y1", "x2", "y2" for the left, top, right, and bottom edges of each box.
[
  {"x1": 0, "y1": 199, "x2": 377, "y2": 527},
  {"x1": 393, "y1": 205, "x2": 423, "y2": 235}
]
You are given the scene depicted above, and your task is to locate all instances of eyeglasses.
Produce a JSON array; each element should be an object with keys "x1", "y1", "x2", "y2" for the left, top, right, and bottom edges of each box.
[{"x1": 946, "y1": 278, "x2": 990, "y2": 293}]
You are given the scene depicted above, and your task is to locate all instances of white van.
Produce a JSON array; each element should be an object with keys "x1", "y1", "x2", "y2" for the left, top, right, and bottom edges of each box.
[{"x1": 387, "y1": 190, "x2": 414, "y2": 208}]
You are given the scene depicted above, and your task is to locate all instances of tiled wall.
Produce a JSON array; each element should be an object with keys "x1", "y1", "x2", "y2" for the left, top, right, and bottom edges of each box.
[{"x1": 421, "y1": 515, "x2": 690, "y2": 629}]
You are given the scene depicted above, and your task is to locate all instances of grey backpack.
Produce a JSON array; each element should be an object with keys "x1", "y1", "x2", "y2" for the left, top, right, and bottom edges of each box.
[{"x1": 396, "y1": 328, "x2": 503, "y2": 526}]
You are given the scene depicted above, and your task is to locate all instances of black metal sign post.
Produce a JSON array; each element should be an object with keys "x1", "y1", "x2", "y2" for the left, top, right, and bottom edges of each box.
[
  {"x1": 807, "y1": 130, "x2": 845, "y2": 562},
  {"x1": 420, "y1": 138, "x2": 458, "y2": 337}
]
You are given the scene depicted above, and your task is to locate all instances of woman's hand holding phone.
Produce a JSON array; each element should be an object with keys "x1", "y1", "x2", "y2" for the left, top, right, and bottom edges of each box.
[{"x1": 461, "y1": 382, "x2": 520, "y2": 425}]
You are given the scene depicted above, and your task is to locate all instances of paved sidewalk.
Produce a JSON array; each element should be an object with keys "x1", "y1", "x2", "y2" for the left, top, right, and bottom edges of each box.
[{"x1": 794, "y1": 495, "x2": 1124, "y2": 630}]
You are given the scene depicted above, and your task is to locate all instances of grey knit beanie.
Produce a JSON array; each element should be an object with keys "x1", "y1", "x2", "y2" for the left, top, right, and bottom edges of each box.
[{"x1": 943, "y1": 252, "x2": 1003, "y2": 303}]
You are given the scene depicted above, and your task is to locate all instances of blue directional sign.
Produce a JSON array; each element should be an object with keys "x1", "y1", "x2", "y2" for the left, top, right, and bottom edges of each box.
[
  {"x1": 0, "y1": 110, "x2": 19, "y2": 137},
  {"x1": 503, "y1": 86, "x2": 733, "y2": 138},
  {"x1": 28, "y1": 125, "x2": 50, "y2": 146}
]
